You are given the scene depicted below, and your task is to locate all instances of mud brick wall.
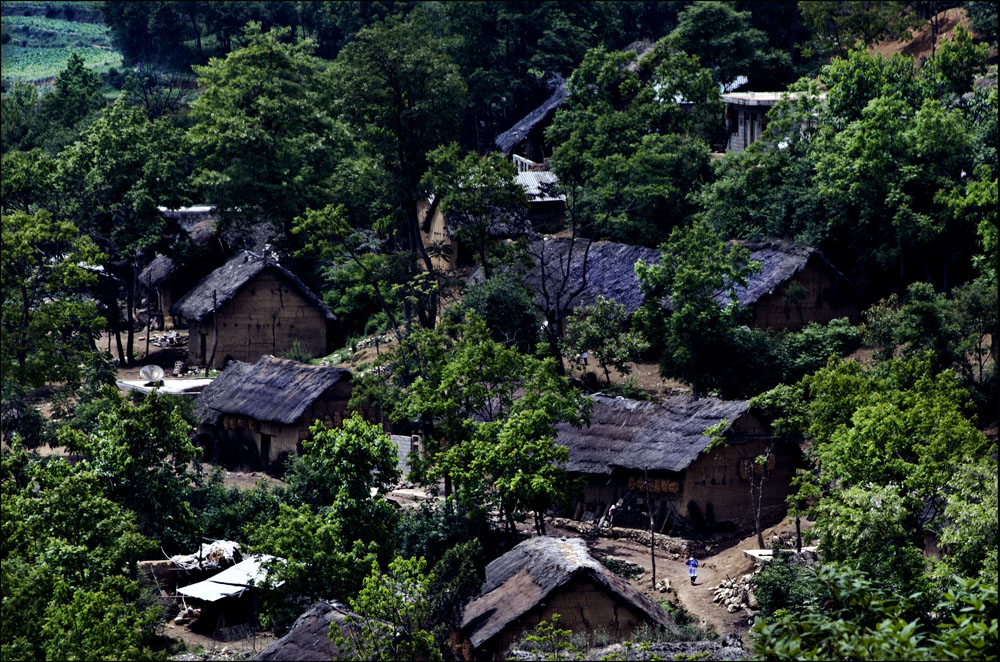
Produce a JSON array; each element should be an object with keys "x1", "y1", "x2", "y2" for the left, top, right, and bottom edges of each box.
[
  {"x1": 482, "y1": 576, "x2": 651, "y2": 661},
  {"x1": 187, "y1": 271, "x2": 328, "y2": 368},
  {"x1": 751, "y1": 259, "x2": 859, "y2": 331}
]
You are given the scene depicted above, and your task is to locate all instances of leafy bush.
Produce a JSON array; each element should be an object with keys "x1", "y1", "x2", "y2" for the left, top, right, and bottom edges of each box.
[
  {"x1": 751, "y1": 549, "x2": 819, "y2": 617},
  {"x1": 599, "y1": 556, "x2": 644, "y2": 581}
]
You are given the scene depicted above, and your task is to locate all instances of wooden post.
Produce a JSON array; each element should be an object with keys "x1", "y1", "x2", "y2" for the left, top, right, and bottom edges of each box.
[
  {"x1": 646, "y1": 465, "x2": 655, "y2": 590},
  {"x1": 205, "y1": 291, "x2": 218, "y2": 378},
  {"x1": 145, "y1": 271, "x2": 152, "y2": 359}
]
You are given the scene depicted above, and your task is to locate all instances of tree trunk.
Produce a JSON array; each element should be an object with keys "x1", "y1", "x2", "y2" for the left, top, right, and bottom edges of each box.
[{"x1": 125, "y1": 264, "x2": 136, "y2": 365}]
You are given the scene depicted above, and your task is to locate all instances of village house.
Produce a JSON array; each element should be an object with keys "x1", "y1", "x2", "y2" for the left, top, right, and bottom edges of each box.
[
  {"x1": 138, "y1": 205, "x2": 227, "y2": 329},
  {"x1": 194, "y1": 356, "x2": 417, "y2": 474},
  {"x1": 505, "y1": 237, "x2": 858, "y2": 332},
  {"x1": 417, "y1": 196, "x2": 532, "y2": 272},
  {"x1": 554, "y1": 394, "x2": 800, "y2": 535},
  {"x1": 170, "y1": 250, "x2": 335, "y2": 368},
  {"x1": 721, "y1": 91, "x2": 824, "y2": 153},
  {"x1": 253, "y1": 601, "x2": 365, "y2": 661},
  {"x1": 194, "y1": 357, "x2": 355, "y2": 471},
  {"x1": 459, "y1": 536, "x2": 676, "y2": 661}
]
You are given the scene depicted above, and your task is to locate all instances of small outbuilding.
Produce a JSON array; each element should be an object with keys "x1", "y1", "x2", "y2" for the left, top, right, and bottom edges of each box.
[
  {"x1": 171, "y1": 251, "x2": 336, "y2": 368},
  {"x1": 555, "y1": 394, "x2": 799, "y2": 535},
  {"x1": 195, "y1": 357, "x2": 355, "y2": 471},
  {"x1": 459, "y1": 536, "x2": 677, "y2": 661}
]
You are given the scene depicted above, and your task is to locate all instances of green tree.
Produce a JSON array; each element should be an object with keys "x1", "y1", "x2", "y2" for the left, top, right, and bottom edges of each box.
[
  {"x1": 421, "y1": 144, "x2": 529, "y2": 277},
  {"x1": 538, "y1": 37, "x2": 718, "y2": 361},
  {"x1": 1, "y1": 446, "x2": 159, "y2": 661},
  {"x1": 337, "y1": 556, "x2": 441, "y2": 662},
  {"x1": 634, "y1": 219, "x2": 759, "y2": 397},
  {"x1": 251, "y1": 502, "x2": 380, "y2": 629},
  {"x1": 189, "y1": 23, "x2": 350, "y2": 244},
  {"x1": 455, "y1": 273, "x2": 540, "y2": 355},
  {"x1": 58, "y1": 388, "x2": 201, "y2": 550},
  {"x1": 756, "y1": 355, "x2": 992, "y2": 592},
  {"x1": 1, "y1": 210, "x2": 105, "y2": 387},
  {"x1": 752, "y1": 565, "x2": 998, "y2": 661},
  {"x1": 284, "y1": 414, "x2": 400, "y2": 544},
  {"x1": 564, "y1": 295, "x2": 648, "y2": 385},
  {"x1": 936, "y1": 457, "x2": 999, "y2": 583},
  {"x1": 38, "y1": 53, "x2": 106, "y2": 152},
  {"x1": 0, "y1": 82, "x2": 42, "y2": 154},
  {"x1": 672, "y1": 1, "x2": 793, "y2": 88},
  {"x1": 923, "y1": 25, "x2": 990, "y2": 99},
  {"x1": 329, "y1": 13, "x2": 466, "y2": 329},
  {"x1": 58, "y1": 97, "x2": 191, "y2": 364},
  {"x1": 799, "y1": 1, "x2": 923, "y2": 59}
]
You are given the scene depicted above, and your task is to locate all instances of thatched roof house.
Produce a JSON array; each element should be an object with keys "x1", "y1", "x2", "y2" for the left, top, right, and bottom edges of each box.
[
  {"x1": 460, "y1": 536, "x2": 676, "y2": 661},
  {"x1": 495, "y1": 81, "x2": 568, "y2": 160},
  {"x1": 555, "y1": 395, "x2": 799, "y2": 535},
  {"x1": 195, "y1": 357, "x2": 353, "y2": 471},
  {"x1": 418, "y1": 196, "x2": 532, "y2": 272},
  {"x1": 253, "y1": 601, "x2": 363, "y2": 661},
  {"x1": 720, "y1": 239, "x2": 859, "y2": 329},
  {"x1": 171, "y1": 251, "x2": 335, "y2": 368},
  {"x1": 497, "y1": 237, "x2": 857, "y2": 331},
  {"x1": 137, "y1": 206, "x2": 226, "y2": 329}
]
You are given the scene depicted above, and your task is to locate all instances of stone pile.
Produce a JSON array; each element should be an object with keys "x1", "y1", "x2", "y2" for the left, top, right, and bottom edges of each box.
[{"x1": 711, "y1": 572, "x2": 759, "y2": 614}]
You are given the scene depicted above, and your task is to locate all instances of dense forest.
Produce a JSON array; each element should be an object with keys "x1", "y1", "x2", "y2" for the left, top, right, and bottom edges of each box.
[{"x1": 1, "y1": 2, "x2": 997, "y2": 660}]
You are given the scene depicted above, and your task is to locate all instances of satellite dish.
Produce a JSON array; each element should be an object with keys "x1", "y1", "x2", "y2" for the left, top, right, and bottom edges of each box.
[{"x1": 140, "y1": 365, "x2": 165, "y2": 384}]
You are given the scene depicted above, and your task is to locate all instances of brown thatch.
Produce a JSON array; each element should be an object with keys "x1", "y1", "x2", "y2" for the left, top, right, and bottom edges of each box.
[
  {"x1": 196, "y1": 357, "x2": 350, "y2": 426},
  {"x1": 461, "y1": 536, "x2": 675, "y2": 650},
  {"x1": 138, "y1": 254, "x2": 176, "y2": 287},
  {"x1": 494, "y1": 82, "x2": 569, "y2": 156},
  {"x1": 489, "y1": 237, "x2": 854, "y2": 318},
  {"x1": 519, "y1": 238, "x2": 661, "y2": 316},
  {"x1": 253, "y1": 601, "x2": 362, "y2": 661},
  {"x1": 555, "y1": 394, "x2": 751, "y2": 475},
  {"x1": 720, "y1": 239, "x2": 856, "y2": 308},
  {"x1": 170, "y1": 251, "x2": 335, "y2": 323}
]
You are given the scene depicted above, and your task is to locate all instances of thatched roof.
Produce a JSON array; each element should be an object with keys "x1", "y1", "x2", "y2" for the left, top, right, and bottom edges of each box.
[
  {"x1": 555, "y1": 394, "x2": 751, "y2": 475},
  {"x1": 513, "y1": 238, "x2": 660, "y2": 316},
  {"x1": 481, "y1": 237, "x2": 853, "y2": 318},
  {"x1": 138, "y1": 254, "x2": 176, "y2": 287},
  {"x1": 720, "y1": 239, "x2": 855, "y2": 308},
  {"x1": 461, "y1": 536, "x2": 675, "y2": 650},
  {"x1": 253, "y1": 601, "x2": 362, "y2": 661},
  {"x1": 170, "y1": 251, "x2": 335, "y2": 323},
  {"x1": 196, "y1": 357, "x2": 350, "y2": 426},
  {"x1": 495, "y1": 82, "x2": 569, "y2": 156}
]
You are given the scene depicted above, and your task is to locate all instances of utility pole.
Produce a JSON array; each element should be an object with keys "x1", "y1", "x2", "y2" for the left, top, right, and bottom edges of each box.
[{"x1": 645, "y1": 465, "x2": 655, "y2": 590}]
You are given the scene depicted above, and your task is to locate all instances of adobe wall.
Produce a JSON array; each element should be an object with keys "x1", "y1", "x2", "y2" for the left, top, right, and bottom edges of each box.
[
  {"x1": 751, "y1": 259, "x2": 859, "y2": 331},
  {"x1": 478, "y1": 576, "x2": 653, "y2": 661},
  {"x1": 682, "y1": 436, "x2": 796, "y2": 530},
  {"x1": 568, "y1": 416, "x2": 796, "y2": 534},
  {"x1": 417, "y1": 200, "x2": 459, "y2": 272},
  {"x1": 187, "y1": 270, "x2": 328, "y2": 368}
]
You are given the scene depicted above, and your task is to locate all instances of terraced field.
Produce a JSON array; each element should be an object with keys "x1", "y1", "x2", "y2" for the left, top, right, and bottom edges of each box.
[{"x1": 1, "y1": 5, "x2": 121, "y2": 86}]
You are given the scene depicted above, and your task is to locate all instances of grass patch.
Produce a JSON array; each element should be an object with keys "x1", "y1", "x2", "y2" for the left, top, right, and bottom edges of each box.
[{"x1": 599, "y1": 555, "x2": 645, "y2": 581}]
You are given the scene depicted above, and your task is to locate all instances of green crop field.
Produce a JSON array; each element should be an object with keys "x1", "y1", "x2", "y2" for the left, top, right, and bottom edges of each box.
[{"x1": 1, "y1": 8, "x2": 122, "y2": 86}]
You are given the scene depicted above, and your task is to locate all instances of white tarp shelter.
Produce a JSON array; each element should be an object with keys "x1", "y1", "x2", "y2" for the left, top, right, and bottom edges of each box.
[{"x1": 177, "y1": 554, "x2": 283, "y2": 602}]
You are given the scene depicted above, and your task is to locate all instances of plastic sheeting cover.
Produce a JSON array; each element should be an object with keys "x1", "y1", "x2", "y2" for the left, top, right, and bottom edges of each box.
[{"x1": 177, "y1": 554, "x2": 283, "y2": 602}]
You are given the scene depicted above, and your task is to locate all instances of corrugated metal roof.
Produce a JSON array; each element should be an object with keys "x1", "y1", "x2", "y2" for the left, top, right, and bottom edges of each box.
[
  {"x1": 516, "y1": 170, "x2": 564, "y2": 202},
  {"x1": 177, "y1": 554, "x2": 283, "y2": 602}
]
